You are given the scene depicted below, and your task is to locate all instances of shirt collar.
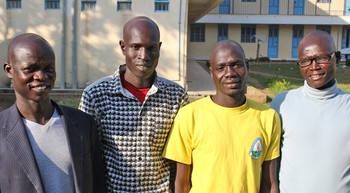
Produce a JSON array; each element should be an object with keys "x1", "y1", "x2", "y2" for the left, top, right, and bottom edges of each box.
[
  {"x1": 302, "y1": 79, "x2": 339, "y2": 100},
  {"x1": 111, "y1": 64, "x2": 165, "y2": 96}
]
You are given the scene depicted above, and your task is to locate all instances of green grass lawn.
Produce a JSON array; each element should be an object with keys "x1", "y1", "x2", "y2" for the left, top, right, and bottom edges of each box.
[
  {"x1": 249, "y1": 62, "x2": 303, "y2": 79},
  {"x1": 249, "y1": 62, "x2": 350, "y2": 96},
  {"x1": 57, "y1": 97, "x2": 81, "y2": 108}
]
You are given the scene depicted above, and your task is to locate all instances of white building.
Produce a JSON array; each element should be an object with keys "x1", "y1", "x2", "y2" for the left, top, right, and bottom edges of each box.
[{"x1": 0, "y1": 0, "x2": 222, "y2": 89}]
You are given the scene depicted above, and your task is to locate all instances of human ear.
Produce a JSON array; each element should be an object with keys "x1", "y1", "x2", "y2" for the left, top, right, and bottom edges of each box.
[
  {"x1": 159, "y1": 42, "x2": 162, "y2": 50},
  {"x1": 245, "y1": 60, "x2": 250, "y2": 71},
  {"x1": 209, "y1": 66, "x2": 213, "y2": 79},
  {"x1": 335, "y1": 51, "x2": 341, "y2": 64},
  {"x1": 3, "y1": 62, "x2": 13, "y2": 79},
  {"x1": 119, "y1": 40, "x2": 126, "y2": 55}
]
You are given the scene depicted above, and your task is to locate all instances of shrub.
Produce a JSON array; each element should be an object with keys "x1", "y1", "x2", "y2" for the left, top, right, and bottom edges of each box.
[
  {"x1": 268, "y1": 77, "x2": 291, "y2": 94},
  {"x1": 258, "y1": 56, "x2": 271, "y2": 62}
]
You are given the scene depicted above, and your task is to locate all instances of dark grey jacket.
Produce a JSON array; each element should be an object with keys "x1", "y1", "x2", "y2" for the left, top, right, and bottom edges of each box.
[{"x1": 0, "y1": 101, "x2": 107, "y2": 193}]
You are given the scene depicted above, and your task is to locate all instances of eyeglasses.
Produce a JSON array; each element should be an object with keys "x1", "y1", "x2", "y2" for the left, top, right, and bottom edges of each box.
[{"x1": 296, "y1": 51, "x2": 336, "y2": 68}]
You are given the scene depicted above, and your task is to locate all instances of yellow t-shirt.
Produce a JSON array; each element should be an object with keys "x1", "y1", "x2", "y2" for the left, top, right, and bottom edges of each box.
[{"x1": 163, "y1": 96, "x2": 281, "y2": 193}]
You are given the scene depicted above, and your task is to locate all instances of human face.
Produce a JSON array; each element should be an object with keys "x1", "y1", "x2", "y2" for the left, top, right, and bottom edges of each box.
[
  {"x1": 298, "y1": 44, "x2": 336, "y2": 89},
  {"x1": 4, "y1": 42, "x2": 56, "y2": 103},
  {"x1": 210, "y1": 44, "x2": 248, "y2": 98},
  {"x1": 120, "y1": 20, "x2": 161, "y2": 81}
]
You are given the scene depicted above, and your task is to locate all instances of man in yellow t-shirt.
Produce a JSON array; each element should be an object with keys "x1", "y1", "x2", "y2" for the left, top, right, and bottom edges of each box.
[{"x1": 163, "y1": 40, "x2": 281, "y2": 193}]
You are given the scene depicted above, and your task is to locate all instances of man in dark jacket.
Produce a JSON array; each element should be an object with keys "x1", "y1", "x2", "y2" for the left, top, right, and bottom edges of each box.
[{"x1": 0, "y1": 33, "x2": 107, "y2": 193}]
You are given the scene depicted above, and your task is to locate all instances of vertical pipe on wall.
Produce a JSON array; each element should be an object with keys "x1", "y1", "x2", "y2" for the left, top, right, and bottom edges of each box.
[
  {"x1": 60, "y1": 0, "x2": 67, "y2": 89},
  {"x1": 71, "y1": 0, "x2": 78, "y2": 88},
  {"x1": 178, "y1": 0, "x2": 183, "y2": 82},
  {"x1": 260, "y1": 0, "x2": 262, "y2": 14}
]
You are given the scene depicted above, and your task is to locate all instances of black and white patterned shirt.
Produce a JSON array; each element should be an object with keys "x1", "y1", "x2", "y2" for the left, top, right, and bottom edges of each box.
[{"x1": 79, "y1": 65, "x2": 188, "y2": 193}]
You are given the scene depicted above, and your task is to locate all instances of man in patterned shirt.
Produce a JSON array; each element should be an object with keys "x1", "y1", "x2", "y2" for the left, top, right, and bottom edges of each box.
[{"x1": 79, "y1": 16, "x2": 188, "y2": 192}]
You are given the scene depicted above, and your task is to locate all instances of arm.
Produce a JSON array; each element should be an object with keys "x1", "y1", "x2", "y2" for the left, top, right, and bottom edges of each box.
[
  {"x1": 260, "y1": 158, "x2": 279, "y2": 193},
  {"x1": 91, "y1": 119, "x2": 107, "y2": 193},
  {"x1": 181, "y1": 92, "x2": 190, "y2": 107},
  {"x1": 175, "y1": 162, "x2": 191, "y2": 193},
  {"x1": 79, "y1": 89, "x2": 95, "y2": 116}
]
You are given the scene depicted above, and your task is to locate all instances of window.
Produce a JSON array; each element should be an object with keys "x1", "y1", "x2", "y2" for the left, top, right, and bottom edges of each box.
[
  {"x1": 45, "y1": 0, "x2": 60, "y2": 9},
  {"x1": 342, "y1": 26, "x2": 350, "y2": 49},
  {"x1": 292, "y1": 25, "x2": 304, "y2": 38},
  {"x1": 190, "y1": 24, "x2": 205, "y2": 42},
  {"x1": 317, "y1": 0, "x2": 331, "y2": 3},
  {"x1": 217, "y1": 24, "x2": 228, "y2": 42},
  {"x1": 81, "y1": 0, "x2": 96, "y2": 11},
  {"x1": 241, "y1": 24, "x2": 256, "y2": 43},
  {"x1": 316, "y1": 25, "x2": 331, "y2": 34},
  {"x1": 219, "y1": 0, "x2": 230, "y2": 14},
  {"x1": 117, "y1": 0, "x2": 132, "y2": 11},
  {"x1": 268, "y1": 25, "x2": 279, "y2": 58},
  {"x1": 242, "y1": 0, "x2": 256, "y2": 2},
  {"x1": 155, "y1": 0, "x2": 169, "y2": 12},
  {"x1": 6, "y1": 0, "x2": 21, "y2": 9},
  {"x1": 292, "y1": 25, "x2": 304, "y2": 58},
  {"x1": 269, "y1": 0, "x2": 279, "y2": 14}
]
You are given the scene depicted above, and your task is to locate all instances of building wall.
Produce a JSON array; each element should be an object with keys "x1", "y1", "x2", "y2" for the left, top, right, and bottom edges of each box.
[
  {"x1": 188, "y1": 0, "x2": 350, "y2": 61},
  {"x1": 309, "y1": 0, "x2": 344, "y2": 16},
  {"x1": 0, "y1": 1, "x2": 64, "y2": 87},
  {"x1": 0, "y1": 0, "x2": 188, "y2": 88},
  {"x1": 331, "y1": 25, "x2": 344, "y2": 50},
  {"x1": 188, "y1": 24, "x2": 346, "y2": 61},
  {"x1": 188, "y1": 23, "x2": 266, "y2": 60},
  {"x1": 187, "y1": 23, "x2": 217, "y2": 60},
  {"x1": 234, "y1": 1, "x2": 261, "y2": 15},
  {"x1": 279, "y1": 25, "x2": 293, "y2": 59}
]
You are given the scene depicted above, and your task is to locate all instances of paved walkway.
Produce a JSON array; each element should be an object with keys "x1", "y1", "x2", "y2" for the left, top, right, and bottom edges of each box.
[{"x1": 186, "y1": 60, "x2": 215, "y2": 96}]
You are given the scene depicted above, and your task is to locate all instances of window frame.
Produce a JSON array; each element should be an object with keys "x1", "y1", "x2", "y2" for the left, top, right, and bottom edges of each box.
[
  {"x1": 81, "y1": 0, "x2": 97, "y2": 11},
  {"x1": 117, "y1": 0, "x2": 132, "y2": 11},
  {"x1": 190, "y1": 23, "x2": 205, "y2": 42},
  {"x1": 292, "y1": 25, "x2": 304, "y2": 38},
  {"x1": 217, "y1": 24, "x2": 228, "y2": 42},
  {"x1": 219, "y1": 0, "x2": 230, "y2": 14},
  {"x1": 45, "y1": 0, "x2": 60, "y2": 10},
  {"x1": 6, "y1": 0, "x2": 21, "y2": 9},
  {"x1": 155, "y1": 0, "x2": 169, "y2": 12},
  {"x1": 241, "y1": 24, "x2": 256, "y2": 43}
]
